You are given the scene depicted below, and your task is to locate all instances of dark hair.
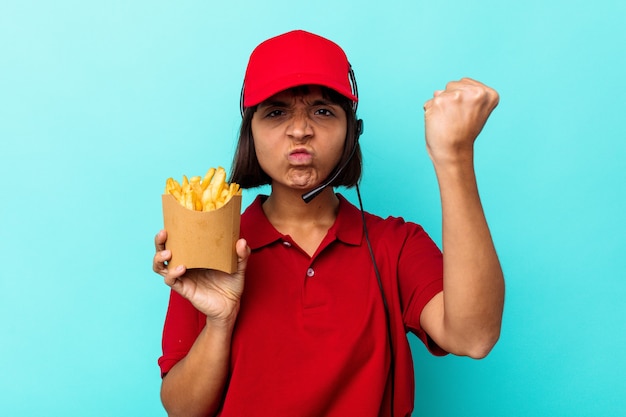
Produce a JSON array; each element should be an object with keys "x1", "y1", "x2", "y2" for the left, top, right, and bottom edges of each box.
[{"x1": 229, "y1": 86, "x2": 362, "y2": 189}]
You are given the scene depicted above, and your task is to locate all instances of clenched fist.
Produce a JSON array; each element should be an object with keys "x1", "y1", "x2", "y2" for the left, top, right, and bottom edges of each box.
[{"x1": 423, "y1": 78, "x2": 499, "y2": 165}]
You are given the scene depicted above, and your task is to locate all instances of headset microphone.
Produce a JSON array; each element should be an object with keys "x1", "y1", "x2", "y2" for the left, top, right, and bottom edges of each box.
[{"x1": 301, "y1": 119, "x2": 363, "y2": 203}]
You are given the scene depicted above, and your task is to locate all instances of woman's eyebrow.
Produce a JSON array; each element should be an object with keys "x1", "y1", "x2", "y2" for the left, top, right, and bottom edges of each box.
[
  {"x1": 258, "y1": 97, "x2": 337, "y2": 109},
  {"x1": 258, "y1": 100, "x2": 289, "y2": 109},
  {"x1": 311, "y1": 99, "x2": 336, "y2": 106}
]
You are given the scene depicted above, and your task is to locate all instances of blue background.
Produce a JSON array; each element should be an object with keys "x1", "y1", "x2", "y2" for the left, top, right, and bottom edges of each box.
[{"x1": 1, "y1": 1, "x2": 624, "y2": 416}]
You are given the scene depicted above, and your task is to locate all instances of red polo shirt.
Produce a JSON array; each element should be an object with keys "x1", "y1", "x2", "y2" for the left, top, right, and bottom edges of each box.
[{"x1": 159, "y1": 194, "x2": 446, "y2": 416}]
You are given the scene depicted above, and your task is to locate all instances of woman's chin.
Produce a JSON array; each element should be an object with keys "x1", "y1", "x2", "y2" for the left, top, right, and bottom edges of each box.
[{"x1": 286, "y1": 171, "x2": 319, "y2": 189}]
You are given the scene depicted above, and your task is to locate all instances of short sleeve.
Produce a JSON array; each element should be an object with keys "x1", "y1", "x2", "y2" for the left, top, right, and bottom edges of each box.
[
  {"x1": 397, "y1": 224, "x2": 447, "y2": 356},
  {"x1": 158, "y1": 290, "x2": 204, "y2": 377}
]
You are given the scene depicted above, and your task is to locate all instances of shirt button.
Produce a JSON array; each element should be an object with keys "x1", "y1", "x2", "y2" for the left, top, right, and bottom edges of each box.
[
  {"x1": 282, "y1": 241, "x2": 292, "y2": 247},
  {"x1": 306, "y1": 267, "x2": 315, "y2": 277}
]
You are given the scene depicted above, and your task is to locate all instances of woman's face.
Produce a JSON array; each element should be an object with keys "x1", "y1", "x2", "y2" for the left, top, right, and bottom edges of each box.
[{"x1": 251, "y1": 85, "x2": 347, "y2": 192}]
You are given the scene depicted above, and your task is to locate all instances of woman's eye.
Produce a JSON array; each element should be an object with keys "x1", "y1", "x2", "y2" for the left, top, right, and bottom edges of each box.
[
  {"x1": 266, "y1": 109, "x2": 285, "y2": 118},
  {"x1": 315, "y1": 108, "x2": 334, "y2": 116}
]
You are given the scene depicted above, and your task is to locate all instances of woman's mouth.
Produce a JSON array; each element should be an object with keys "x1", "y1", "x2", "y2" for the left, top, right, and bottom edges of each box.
[{"x1": 288, "y1": 148, "x2": 313, "y2": 164}]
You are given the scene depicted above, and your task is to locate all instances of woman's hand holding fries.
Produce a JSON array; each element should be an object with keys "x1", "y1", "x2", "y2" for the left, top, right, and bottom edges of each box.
[
  {"x1": 157, "y1": 166, "x2": 247, "y2": 320},
  {"x1": 153, "y1": 230, "x2": 251, "y2": 323}
]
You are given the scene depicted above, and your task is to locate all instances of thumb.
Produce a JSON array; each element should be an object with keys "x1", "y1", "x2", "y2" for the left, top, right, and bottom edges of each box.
[{"x1": 234, "y1": 238, "x2": 251, "y2": 277}]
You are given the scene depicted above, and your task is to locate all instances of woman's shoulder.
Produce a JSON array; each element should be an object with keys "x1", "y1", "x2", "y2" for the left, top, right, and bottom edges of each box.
[{"x1": 337, "y1": 193, "x2": 427, "y2": 238}]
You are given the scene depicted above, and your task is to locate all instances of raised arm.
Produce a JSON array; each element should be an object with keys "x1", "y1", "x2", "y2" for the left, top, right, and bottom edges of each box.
[
  {"x1": 419, "y1": 78, "x2": 505, "y2": 359},
  {"x1": 153, "y1": 230, "x2": 250, "y2": 416}
]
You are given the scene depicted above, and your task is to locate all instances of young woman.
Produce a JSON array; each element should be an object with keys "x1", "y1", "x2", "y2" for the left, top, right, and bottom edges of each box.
[{"x1": 153, "y1": 30, "x2": 504, "y2": 417}]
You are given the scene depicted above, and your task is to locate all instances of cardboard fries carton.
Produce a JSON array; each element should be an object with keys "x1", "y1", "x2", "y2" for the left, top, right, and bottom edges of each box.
[{"x1": 161, "y1": 193, "x2": 242, "y2": 273}]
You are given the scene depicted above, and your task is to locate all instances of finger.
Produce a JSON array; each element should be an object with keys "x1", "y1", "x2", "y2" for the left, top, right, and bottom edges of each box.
[
  {"x1": 424, "y1": 87, "x2": 447, "y2": 110},
  {"x1": 154, "y1": 248, "x2": 171, "y2": 264},
  {"x1": 423, "y1": 98, "x2": 433, "y2": 112},
  {"x1": 152, "y1": 249, "x2": 171, "y2": 274},
  {"x1": 234, "y1": 238, "x2": 251, "y2": 277},
  {"x1": 447, "y1": 77, "x2": 477, "y2": 89},
  {"x1": 164, "y1": 264, "x2": 186, "y2": 287},
  {"x1": 487, "y1": 87, "x2": 500, "y2": 109},
  {"x1": 235, "y1": 238, "x2": 251, "y2": 260},
  {"x1": 155, "y1": 229, "x2": 168, "y2": 251},
  {"x1": 462, "y1": 77, "x2": 492, "y2": 88}
]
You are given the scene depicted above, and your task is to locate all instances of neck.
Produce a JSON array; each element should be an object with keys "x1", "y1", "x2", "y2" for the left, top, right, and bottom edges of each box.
[{"x1": 263, "y1": 186, "x2": 339, "y2": 227}]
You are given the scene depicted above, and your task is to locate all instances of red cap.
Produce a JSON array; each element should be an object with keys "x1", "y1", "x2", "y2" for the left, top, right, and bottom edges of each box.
[{"x1": 242, "y1": 30, "x2": 358, "y2": 108}]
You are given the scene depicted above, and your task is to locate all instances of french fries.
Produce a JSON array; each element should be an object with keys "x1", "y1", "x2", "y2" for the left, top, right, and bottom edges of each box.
[{"x1": 164, "y1": 167, "x2": 241, "y2": 211}]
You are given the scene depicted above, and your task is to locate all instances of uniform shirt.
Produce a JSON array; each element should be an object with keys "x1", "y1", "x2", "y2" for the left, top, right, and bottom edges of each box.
[{"x1": 159, "y1": 194, "x2": 446, "y2": 417}]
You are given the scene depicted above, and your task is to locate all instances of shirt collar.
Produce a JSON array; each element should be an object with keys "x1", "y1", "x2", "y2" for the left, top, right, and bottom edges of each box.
[
  {"x1": 329, "y1": 194, "x2": 363, "y2": 246},
  {"x1": 241, "y1": 194, "x2": 363, "y2": 250}
]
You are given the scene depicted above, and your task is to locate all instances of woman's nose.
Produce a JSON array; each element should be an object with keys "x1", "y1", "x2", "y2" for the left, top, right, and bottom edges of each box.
[{"x1": 287, "y1": 112, "x2": 313, "y2": 139}]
